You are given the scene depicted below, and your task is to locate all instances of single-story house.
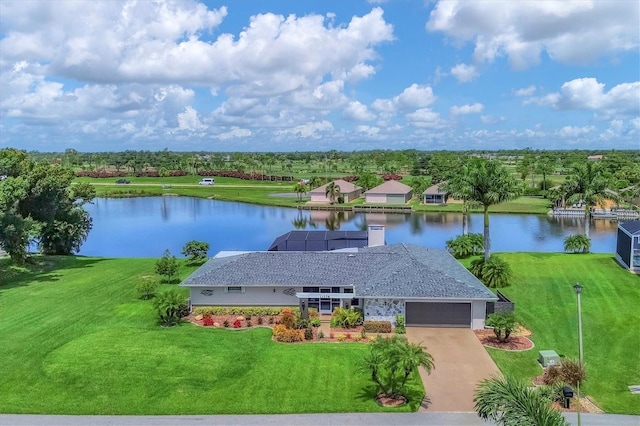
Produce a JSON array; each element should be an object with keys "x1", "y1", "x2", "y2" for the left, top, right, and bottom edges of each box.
[
  {"x1": 365, "y1": 180, "x2": 413, "y2": 204},
  {"x1": 180, "y1": 243, "x2": 497, "y2": 329},
  {"x1": 309, "y1": 179, "x2": 362, "y2": 203},
  {"x1": 423, "y1": 183, "x2": 448, "y2": 204},
  {"x1": 616, "y1": 221, "x2": 640, "y2": 274}
]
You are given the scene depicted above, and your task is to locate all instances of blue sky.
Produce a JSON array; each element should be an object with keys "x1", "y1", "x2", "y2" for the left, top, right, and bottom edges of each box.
[{"x1": 0, "y1": 0, "x2": 638, "y2": 152}]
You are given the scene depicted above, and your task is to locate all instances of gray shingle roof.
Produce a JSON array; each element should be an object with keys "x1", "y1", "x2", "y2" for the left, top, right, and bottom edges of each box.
[
  {"x1": 365, "y1": 180, "x2": 412, "y2": 195},
  {"x1": 619, "y1": 220, "x2": 640, "y2": 234},
  {"x1": 309, "y1": 179, "x2": 361, "y2": 194},
  {"x1": 180, "y1": 243, "x2": 496, "y2": 300}
]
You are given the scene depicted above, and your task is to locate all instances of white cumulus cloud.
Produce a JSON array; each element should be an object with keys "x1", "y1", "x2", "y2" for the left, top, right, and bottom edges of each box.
[
  {"x1": 343, "y1": 101, "x2": 376, "y2": 121},
  {"x1": 450, "y1": 103, "x2": 484, "y2": 115},
  {"x1": 450, "y1": 64, "x2": 478, "y2": 83}
]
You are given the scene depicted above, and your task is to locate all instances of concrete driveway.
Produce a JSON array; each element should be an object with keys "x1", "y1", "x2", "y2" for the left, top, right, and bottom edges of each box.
[{"x1": 406, "y1": 328, "x2": 502, "y2": 412}]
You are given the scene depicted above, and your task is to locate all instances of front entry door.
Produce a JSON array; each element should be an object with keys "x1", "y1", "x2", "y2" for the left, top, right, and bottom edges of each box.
[{"x1": 320, "y1": 288, "x2": 332, "y2": 314}]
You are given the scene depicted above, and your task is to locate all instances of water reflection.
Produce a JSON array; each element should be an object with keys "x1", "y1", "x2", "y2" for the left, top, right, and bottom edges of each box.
[{"x1": 81, "y1": 197, "x2": 618, "y2": 258}]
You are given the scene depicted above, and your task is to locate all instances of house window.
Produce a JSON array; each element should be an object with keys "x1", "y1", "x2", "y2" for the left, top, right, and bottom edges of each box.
[
  {"x1": 303, "y1": 287, "x2": 319, "y2": 293},
  {"x1": 343, "y1": 288, "x2": 354, "y2": 294},
  {"x1": 331, "y1": 287, "x2": 340, "y2": 293},
  {"x1": 351, "y1": 298, "x2": 360, "y2": 307},
  {"x1": 226, "y1": 286, "x2": 243, "y2": 293}
]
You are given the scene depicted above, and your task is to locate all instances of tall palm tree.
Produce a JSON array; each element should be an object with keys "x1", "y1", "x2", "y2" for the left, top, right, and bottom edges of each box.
[
  {"x1": 445, "y1": 159, "x2": 521, "y2": 260},
  {"x1": 564, "y1": 162, "x2": 609, "y2": 237},
  {"x1": 474, "y1": 375, "x2": 568, "y2": 426},
  {"x1": 293, "y1": 182, "x2": 308, "y2": 203},
  {"x1": 325, "y1": 181, "x2": 341, "y2": 204}
]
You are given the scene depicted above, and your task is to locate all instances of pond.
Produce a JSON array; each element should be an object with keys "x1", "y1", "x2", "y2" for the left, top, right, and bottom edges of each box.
[{"x1": 79, "y1": 197, "x2": 619, "y2": 258}]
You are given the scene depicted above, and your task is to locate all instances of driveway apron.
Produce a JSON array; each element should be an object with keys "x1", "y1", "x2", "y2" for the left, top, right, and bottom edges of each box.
[{"x1": 406, "y1": 328, "x2": 502, "y2": 412}]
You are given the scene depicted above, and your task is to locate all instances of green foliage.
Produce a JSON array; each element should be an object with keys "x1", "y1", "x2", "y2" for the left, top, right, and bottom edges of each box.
[
  {"x1": 446, "y1": 233, "x2": 484, "y2": 259},
  {"x1": 155, "y1": 249, "x2": 179, "y2": 283},
  {"x1": 152, "y1": 289, "x2": 186, "y2": 327},
  {"x1": 325, "y1": 181, "x2": 341, "y2": 204},
  {"x1": 330, "y1": 307, "x2": 363, "y2": 328},
  {"x1": 563, "y1": 234, "x2": 591, "y2": 254},
  {"x1": 0, "y1": 148, "x2": 95, "y2": 263},
  {"x1": 292, "y1": 182, "x2": 308, "y2": 203},
  {"x1": 193, "y1": 306, "x2": 286, "y2": 317},
  {"x1": 357, "y1": 171, "x2": 383, "y2": 191},
  {"x1": 359, "y1": 335, "x2": 434, "y2": 399},
  {"x1": 362, "y1": 321, "x2": 392, "y2": 333},
  {"x1": 486, "y1": 312, "x2": 518, "y2": 343},
  {"x1": 395, "y1": 315, "x2": 406, "y2": 334},
  {"x1": 474, "y1": 375, "x2": 568, "y2": 426},
  {"x1": 470, "y1": 255, "x2": 513, "y2": 288},
  {"x1": 135, "y1": 278, "x2": 158, "y2": 300},
  {"x1": 181, "y1": 240, "x2": 210, "y2": 264}
]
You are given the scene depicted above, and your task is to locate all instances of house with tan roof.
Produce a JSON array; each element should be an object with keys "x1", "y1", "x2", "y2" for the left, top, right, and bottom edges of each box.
[
  {"x1": 365, "y1": 180, "x2": 412, "y2": 204},
  {"x1": 309, "y1": 179, "x2": 362, "y2": 203}
]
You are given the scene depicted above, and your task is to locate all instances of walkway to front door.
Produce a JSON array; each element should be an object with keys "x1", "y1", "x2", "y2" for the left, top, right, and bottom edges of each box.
[{"x1": 405, "y1": 328, "x2": 502, "y2": 412}]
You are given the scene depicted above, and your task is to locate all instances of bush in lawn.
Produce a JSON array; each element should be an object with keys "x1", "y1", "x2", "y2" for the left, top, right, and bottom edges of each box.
[
  {"x1": 153, "y1": 289, "x2": 186, "y2": 327},
  {"x1": 363, "y1": 321, "x2": 392, "y2": 333},
  {"x1": 485, "y1": 311, "x2": 518, "y2": 343},
  {"x1": 563, "y1": 234, "x2": 591, "y2": 254},
  {"x1": 155, "y1": 249, "x2": 179, "y2": 283},
  {"x1": 135, "y1": 278, "x2": 158, "y2": 300},
  {"x1": 181, "y1": 240, "x2": 210, "y2": 264},
  {"x1": 395, "y1": 315, "x2": 406, "y2": 334},
  {"x1": 273, "y1": 324, "x2": 303, "y2": 342},
  {"x1": 280, "y1": 308, "x2": 297, "y2": 329},
  {"x1": 330, "y1": 307, "x2": 363, "y2": 328},
  {"x1": 543, "y1": 359, "x2": 586, "y2": 388},
  {"x1": 470, "y1": 255, "x2": 513, "y2": 288},
  {"x1": 446, "y1": 233, "x2": 484, "y2": 259}
]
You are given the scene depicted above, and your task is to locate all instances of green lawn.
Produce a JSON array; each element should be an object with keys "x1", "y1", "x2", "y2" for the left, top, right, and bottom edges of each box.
[
  {"x1": 411, "y1": 196, "x2": 551, "y2": 214},
  {"x1": 466, "y1": 253, "x2": 640, "y2": 414},
  {"x1": 0, "y1": 257, "x2": 423, "y2": 414}
]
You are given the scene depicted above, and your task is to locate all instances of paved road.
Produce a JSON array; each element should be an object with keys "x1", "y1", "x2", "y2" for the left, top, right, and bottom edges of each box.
[
  {"x1": 1, "y1": 413, "x2": 638, "y2": 426},
  {"x1": 406, "y1": 327, "x2": 502, "y2": 412}
]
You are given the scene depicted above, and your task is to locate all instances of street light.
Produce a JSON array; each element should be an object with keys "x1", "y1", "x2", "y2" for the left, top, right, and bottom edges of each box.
[
  {"x1": 573, "y1": 283, "x2": 584, "y2": 426},
  {"x1": 573, "y1": 283, "x2": 584, "y2": 364}
]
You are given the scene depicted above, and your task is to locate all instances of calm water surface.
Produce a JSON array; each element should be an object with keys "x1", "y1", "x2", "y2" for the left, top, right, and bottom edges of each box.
[{"x1": 80, "y1": 197, "x2": 618, "y2": 257}]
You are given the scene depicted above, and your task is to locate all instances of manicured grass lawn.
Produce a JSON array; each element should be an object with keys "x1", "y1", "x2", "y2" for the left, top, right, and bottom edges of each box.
[
  {"x1": 465, "y1": 253, "x2": 640, "y2": 415},
  {"x1": 0, "y1": 257, "x2": 423, "y2": 414},
  {"x1": 412, "y1": 196, "x2": 551, "y2": 214}
]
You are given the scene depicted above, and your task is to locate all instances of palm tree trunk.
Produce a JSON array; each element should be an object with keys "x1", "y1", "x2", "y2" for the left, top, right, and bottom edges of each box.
[
  {"x1": 462, "y1": 212, "x2": 469, "y2": 235},
  {"x1": 484, "y1": 206, "x2": 491, "y2": 261},
  {"x1": 584, "y1": 209, "x2": 591, "y2": 238}
]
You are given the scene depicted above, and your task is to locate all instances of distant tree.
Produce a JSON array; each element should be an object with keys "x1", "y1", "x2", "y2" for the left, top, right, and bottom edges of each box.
[
  {"x1": 136, "y1": 277, "x2": 159, "y2": 300},
  {"x1": 357, "y1": 171, "x2": 383, "y2": 191},
  {"x1": 445, "y1": 159, "x2": 521, "y2": 261},
  {"x1": 325, "y1": 181, "x2": 341, "y2": 204},
  {"x1": 446, "y1": 233, "x2": 484, "y2": 259},
  {"x1": 563, "y1": 234, "x2": 591, "y2": 254},
  {"x1": 564, "y1": 162, "x2": 609, "y2": 237},
  {"x1": 155, "y1": 249, "x2": 179, "y2": 283},
  {"x1": 181, "y1": 241, "x2": 210, "y2": 264},
  {"x1": 410, "y1": 176, "x2": 431, "y2": 199},
  {"x1": 293, "y1": 182, "x2": 308, "y2": 203},
  {"x1": 474, "y1": 375, "x2": 568, "y2": 426}
]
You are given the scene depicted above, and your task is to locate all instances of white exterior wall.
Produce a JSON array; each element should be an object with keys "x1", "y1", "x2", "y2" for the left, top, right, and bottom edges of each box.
[
  {"x1": 472, "y1": 301, "x2": 487, "y2": 330},
  {"x1": 365, "y1": 194, "x2": 387, "y2": 204},
  {"x1": 364, "y1": 298, "x2": 405, "y2": 326},
  {"x1": 190, "y1": 286, "x2": 301, "y2": 306}
]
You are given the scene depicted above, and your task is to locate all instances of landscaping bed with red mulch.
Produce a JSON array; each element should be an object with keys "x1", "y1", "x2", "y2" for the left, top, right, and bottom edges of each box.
[{"x1": 474, "y1": 327, "x2": 534, "y2": 351}]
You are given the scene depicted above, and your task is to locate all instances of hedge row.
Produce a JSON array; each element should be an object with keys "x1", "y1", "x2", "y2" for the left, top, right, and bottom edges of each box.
[
  {"x1": 193, "y1": 306, "x2": 299, "y2": 317},
  {"x1": 198, "y1": 170, "x2": 294, "y2": 181},
  {"x1": 362, "y1": 321, "x2": 392, "y2": 333}
]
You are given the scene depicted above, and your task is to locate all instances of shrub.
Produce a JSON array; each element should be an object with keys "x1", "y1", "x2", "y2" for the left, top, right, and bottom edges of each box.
[
  {"x1": 257, "y1": 316, "x2": 263, "y2": 325},
  {"x1": 445, "y1": 233, "x2": 484, "y2": 259},
  {"x1": 310, "y1": 317, "x2": 321, "y2": 328},
  {"x1": 564, "y1": 234, "x2": 591, "y2": 254},
  {"x1": 352, "y1": 335, "x2": 362, "y2": 342},
  {"x1": 543, "y1": 358, "x2": 586, "y2": 388},
  {"x1": 363, "y1": 321, "x2": 392, "y2": 333},
  {"x1": 269, "y1": 316, "x2": 274, "y2": 324},
  {"x1": 280, "y1": 308, "x2": 297, "y2": 329},
  {"x1": 233, "y1": 319, "x2": 242, "y2": 328},
  {"x1": 330, "y1": 307, "x2": 363, "y2": 329},
  {"x1": 336, "y1": 333, "x2": 346, "y2": 342},
  {"x1": 247, "y1": 320, "x2": 252, "y2": 327},
  {"x1": 308, "y1": 308, "x2": 319, "y2": 318},
  {"x1": 273, "y1": 324, "x2": 303, "y2": 342},
  {"x1": 181, "y1": 240, "x2": 210, "y2": 264},
  {"x1": 394, "y1": 315, "x2": 406, "y2": 334},
  {"x1": 202, "y1": 317, "x2": 214, "y2": 326},
  {"x1": 223, "y1": 320, "x2": 229, "y2": 328},
  {"x1": 177, "y1": 303, "x2": 189, "y2": 318},
  {"x1": 135, "y1": 278, "x2": 158, "y2": 300},
  {"x1": 470, "y1": 255, "x2": 513, "y2": 288},
  {"x1": 304, "y1": 327, "x2": 313, "y2": 341},
  {"x1": 486, "y1": 311, "x2": 518, "y2": 343},
  {"x1": 318, "y1": 330, "x2": 325, "y2": 339},
  {"x1": 152, "y1": 289, "x2": 185, "y2": 327}
]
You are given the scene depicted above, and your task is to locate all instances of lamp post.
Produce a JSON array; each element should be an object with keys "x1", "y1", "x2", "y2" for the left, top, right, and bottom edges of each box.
[
  {"x1": 573, "y1": 283, "x2": 584, "y2": 364},
  {"x1": 573, "y1": 283, "x2": 584, "y2": 426}
]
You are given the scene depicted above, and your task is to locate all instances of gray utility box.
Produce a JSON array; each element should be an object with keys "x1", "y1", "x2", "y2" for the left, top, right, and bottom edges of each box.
[{"x1": 539, "y1": 350, "x2": 561, "y2": 367}]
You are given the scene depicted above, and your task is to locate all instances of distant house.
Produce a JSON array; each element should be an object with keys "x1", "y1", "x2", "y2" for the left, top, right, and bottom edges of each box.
[
  {"x1": 587, "y1": 155, "x2": 604, "y2": 161},
  {"x1": 616, "y1": 221, "x2": 640, "y2": 274},
  {"x1": 423, "y1": 183, "x2": 448, "y2": 204},
  {"x1": 309, "y1": 179, "x2": 362, "y2": 203},
  {"x1": 180, "y1": 243, "x2": 497, "y2": 329},
  {"x1": 365, "y1": 180, "x2": 412, "y2": 204}
]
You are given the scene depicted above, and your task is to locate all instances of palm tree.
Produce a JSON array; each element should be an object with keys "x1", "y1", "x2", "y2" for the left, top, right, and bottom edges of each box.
[
  {"x1": 293, "y1": 182, "x2": 308, "y2": 203},
  {"x1": 325, "y1": 181, "x2": 341, "y2": 204},
  {"x1": 445, "y1": 159, "x2": 521, "y2": 261},
  {"x1": 564, "y1": 162, "x2": 609, "y2": 237},
  {"x1": 397, "y1": 341, "x2": 435, "y2": 390},
  {"x1": 474, "y1": 375, "x2": 568, "y2": 426}
]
